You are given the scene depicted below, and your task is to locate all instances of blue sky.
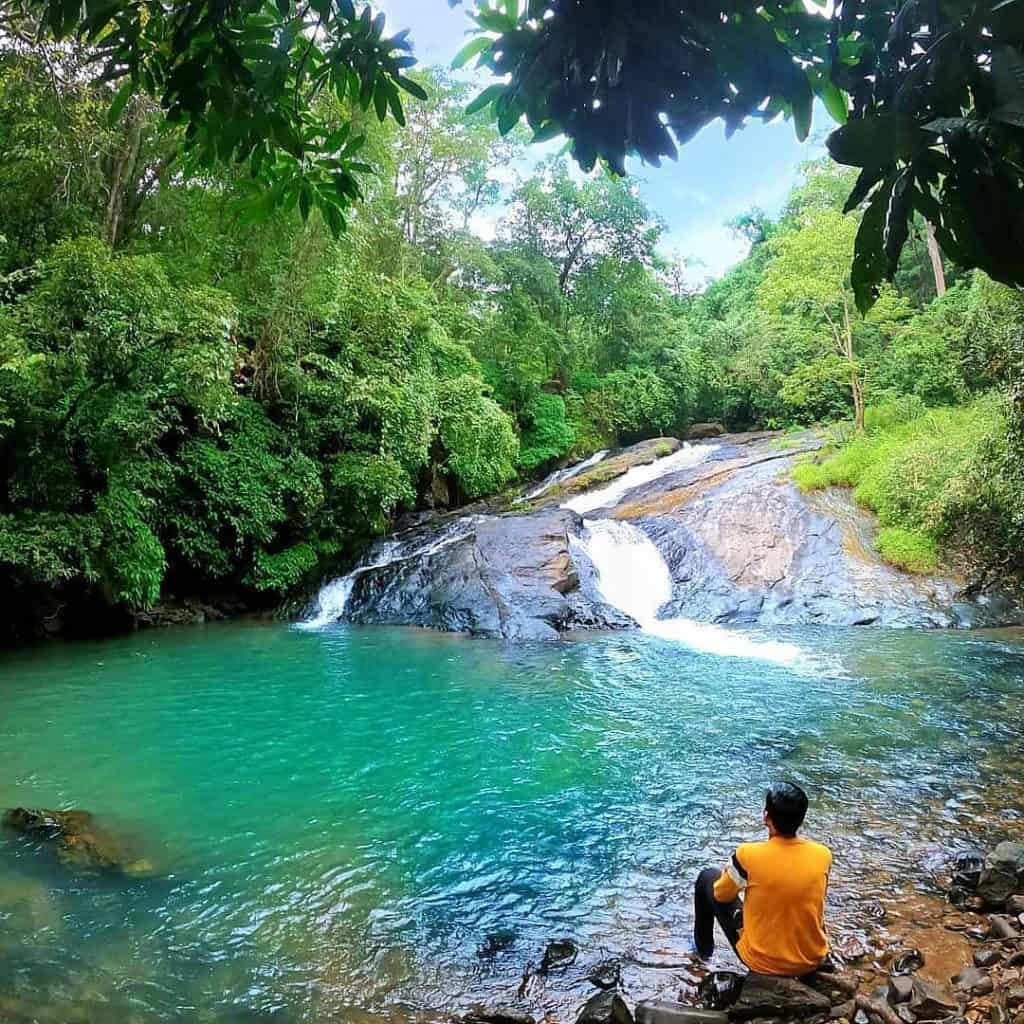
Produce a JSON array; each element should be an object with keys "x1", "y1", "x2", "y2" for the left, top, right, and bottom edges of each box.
[{"x1": 376, "y1": 0, "x2": 827, "y2": 280}]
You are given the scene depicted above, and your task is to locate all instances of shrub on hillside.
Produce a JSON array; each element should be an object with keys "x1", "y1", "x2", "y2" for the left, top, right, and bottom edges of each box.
[{"x1": 792, "y1": 396, "x2": 1007, "y2": 574}]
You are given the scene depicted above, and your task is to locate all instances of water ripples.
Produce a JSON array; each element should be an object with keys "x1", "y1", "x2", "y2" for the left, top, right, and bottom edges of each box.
[{"x1": 0, "y1": 623, "x2": 1022, "y2": 1021}]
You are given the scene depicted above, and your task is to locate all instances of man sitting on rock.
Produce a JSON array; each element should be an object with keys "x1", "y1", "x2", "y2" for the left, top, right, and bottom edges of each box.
[{"x1": 693, "y1": 781, "x2": 832, "y2": 976}]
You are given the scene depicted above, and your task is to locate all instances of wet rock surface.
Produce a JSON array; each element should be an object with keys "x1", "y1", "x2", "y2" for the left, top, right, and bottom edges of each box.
[
  {"x1": 312, "y1": 431, "x2": 1023, "y2": 636},
  {"x1": 345, "y1": 509, "x2": 611, "y2": 640},
  {"x1": 3, "y1": 807, "x2": 154, "y2": 877}
]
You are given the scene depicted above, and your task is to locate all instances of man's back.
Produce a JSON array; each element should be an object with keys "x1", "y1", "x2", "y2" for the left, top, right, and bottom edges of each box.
[{"x1": 714, "y1": 835, "x2": 832, "y2": 976}]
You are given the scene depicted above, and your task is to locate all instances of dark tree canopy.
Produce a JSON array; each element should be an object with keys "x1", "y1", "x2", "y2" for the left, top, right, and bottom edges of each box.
[
  {"x1": 453, "y1": 0, "x2": 1024, "y2": 309},
  {"x1": 0, "y1": 0, "x2": 427, "y2": 231},
  {"x1": 6, "y1": 0, "x2": 1024, "y2": 303}
]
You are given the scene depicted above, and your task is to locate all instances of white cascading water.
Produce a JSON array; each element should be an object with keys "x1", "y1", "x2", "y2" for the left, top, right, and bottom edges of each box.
[
  {"x1": 562, "y1": 443, "x2": 715, "y2": 515},
  {"x1": 563, "y1": 443, "x2": 813, "y2": 668},
  {"x1": 576, "y1": 519, "x2": 810, "y2": 668},
  {"x1": 300, "y1": 524, "x2": 478, "y2": 628},
  {"x1": 521, "y1": 449, "x2": 610, "y2": 502}
]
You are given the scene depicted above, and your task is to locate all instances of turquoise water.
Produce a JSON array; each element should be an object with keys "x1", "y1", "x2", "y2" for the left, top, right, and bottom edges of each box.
[{"x1": 2, "y1": 622, "x2": 1024, "y2": 1022}]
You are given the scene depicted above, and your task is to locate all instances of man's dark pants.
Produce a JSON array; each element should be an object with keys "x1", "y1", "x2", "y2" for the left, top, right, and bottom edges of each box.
[{"x1": 694, "y1": 867, "x2": 743, "y2": 957}]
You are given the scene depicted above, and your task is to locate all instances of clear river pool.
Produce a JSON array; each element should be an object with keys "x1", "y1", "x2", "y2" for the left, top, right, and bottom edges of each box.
[{"x1": 2, "y1": 621, "x2": 1024, "y2": 1023}]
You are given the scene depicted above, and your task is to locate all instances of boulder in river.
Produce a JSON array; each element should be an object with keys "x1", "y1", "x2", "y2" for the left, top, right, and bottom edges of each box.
[
  {"x1": 727, "y1": 974, "x2": 831, "y2": 1020},
  {"x1": 541, "y1": 937, "x2": 579, "y2": 972},
  {"x1": 978, "y1": 842, "x2": 1024, "y2": 907},
  {"x1": 576, "y1": 991, "x2": 634, "y2": 1024},
  {"x1": 686, "y1": 423, "x2": 726, "y2": 440},
  {"x1": 951, "y1": 851, "x2": 986, "y2": 891},
  {"x1": 3, "y1": 807, "x2": 154, "y2": 877},
  {"x1": 464, "y1": 1004, "x2": 536, "y2": 1024},
  {"x1": 587, "y1": 958, "x2": 622, "y2": 990}
]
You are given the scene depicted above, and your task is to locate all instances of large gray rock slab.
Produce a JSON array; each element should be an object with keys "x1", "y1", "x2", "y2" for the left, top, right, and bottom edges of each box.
[
  {"x1": 347, "y1": 509, "x2": 622, "y2": 640},
  {"x1": 313, "y1": 431, "x2": 1023, "y2": 637}
]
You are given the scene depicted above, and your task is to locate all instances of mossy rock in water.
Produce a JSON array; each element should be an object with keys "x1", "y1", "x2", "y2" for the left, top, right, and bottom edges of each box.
[{"x1": 3, "y1": 807, "x2": 154, "y2": 878}]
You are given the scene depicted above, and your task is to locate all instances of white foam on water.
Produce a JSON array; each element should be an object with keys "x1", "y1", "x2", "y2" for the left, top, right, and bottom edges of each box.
[
  {"x1": 522, "y1": 449, "x2": 610, "y2": 501},
  {"x1": 298, "y1": 576, "x2": 356, "y2": 630},
  {"x1": 562, "y1": 443, "x2": 717, "y2": 515},
  {"x1": 577, "y1": 518, "x2": 813, "y2": 671}
]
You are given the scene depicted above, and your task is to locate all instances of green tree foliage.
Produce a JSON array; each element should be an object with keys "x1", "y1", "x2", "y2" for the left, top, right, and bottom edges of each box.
[
  {"x1": 2, "y1": 0, "x2": 427, "y2": 232},
  {"x1": 459, "y1": 0, "x2": 1024, "y2": 309},
  {"x1": 2, "y1": 52, "x2": 1024, "y2": 638}
]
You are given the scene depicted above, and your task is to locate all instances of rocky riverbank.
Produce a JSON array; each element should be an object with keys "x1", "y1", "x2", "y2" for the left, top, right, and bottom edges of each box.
[{"x1": 455, "y1": 837, "x2": 1024, "y2": 1024}]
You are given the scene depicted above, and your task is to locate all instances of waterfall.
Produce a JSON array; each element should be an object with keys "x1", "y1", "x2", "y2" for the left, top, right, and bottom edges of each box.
[
  {"x1": 299, "y1": 521, "x2": 481, "y2": 629},
  {"x1": 562, "y1": 443, "x2": 717, "y2": 515},
  {"x1": 521, "y1": 449, "x2": 610, "y2": 502},
  {"x1": 300, "y1": 576, "x2": 357, "y2": 630},
  {"x1": 576, "y1": 519, "x2": 811, "y2": 669}
]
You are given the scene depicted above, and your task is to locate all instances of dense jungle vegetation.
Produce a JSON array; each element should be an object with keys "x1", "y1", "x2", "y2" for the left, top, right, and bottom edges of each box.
[{"x1": 1, "y1": 47, "x2": 1022, "y2": 641}]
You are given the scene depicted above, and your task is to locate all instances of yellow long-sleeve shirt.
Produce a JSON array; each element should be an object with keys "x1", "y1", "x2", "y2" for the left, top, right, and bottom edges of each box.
[{"x1": 713, "y1": 835, "x2": 832, "y2": 976}]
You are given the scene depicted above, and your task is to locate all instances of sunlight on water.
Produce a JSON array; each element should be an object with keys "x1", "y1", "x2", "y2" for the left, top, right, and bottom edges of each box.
[{"x1": 1, "y1": 622, "x2": 1023, "y2": 1022}]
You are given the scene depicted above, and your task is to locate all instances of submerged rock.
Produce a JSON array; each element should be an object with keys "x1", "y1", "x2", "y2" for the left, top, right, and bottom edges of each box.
[
  {"x1": 951, "y1": 851, "x2": 986, "y2": 891},
  {"x1": 477, "y1": 930, "x2": 517, "y2": 960},
  {"x1": 587, "y1": 959, "x2": 623, "y2": 990},
  {"x1": 541, "y1": 937, "x2": 579, "y2": 972},
  {"x1": 891, "y1": 950, "x2": 926, "y2": 976},
  {"x1": 464, "y1": 1004, "x2": 536, "y2": 1024},
  {"x1": 3, "y1": 808, "x2": 154, "y2": 877}
]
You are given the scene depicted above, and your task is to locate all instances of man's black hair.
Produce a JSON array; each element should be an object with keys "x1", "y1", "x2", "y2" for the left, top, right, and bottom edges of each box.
[{"x1": 766, "y1": 781, "x2": 808, "y2": 836}]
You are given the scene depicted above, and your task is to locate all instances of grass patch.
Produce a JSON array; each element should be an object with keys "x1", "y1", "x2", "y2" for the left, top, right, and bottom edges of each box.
[
  {"x1": 875, "y1": 527, "x2": 940, "y2": 574},
  {"x1": 770, "y1": 435, "x2": 807, "y2": 451},
  {"x1": 790, "y1": 395, "x2": 1006, "y2": 574}
]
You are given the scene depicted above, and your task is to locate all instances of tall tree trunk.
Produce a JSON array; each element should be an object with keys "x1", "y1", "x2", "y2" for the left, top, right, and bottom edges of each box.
[
  {"x1": 841, "y1": 294, "x2": 865, "y2": 431},
  {"x1": 559, "y1": 235, "x2": 587, "y2": 294},
  {"x1": 103, "y1": 96, "x2": 145, "y2": 249},
  {"x1": 924, "y1": 220, "x2": 946, "y2": 298}
]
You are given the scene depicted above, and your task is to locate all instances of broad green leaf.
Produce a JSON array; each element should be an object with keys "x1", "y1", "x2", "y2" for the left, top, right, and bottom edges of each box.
[
  {"x1": 107, "y1": 79, "x2": 133, "y2": 126},
  {"x1": 452, "y1": 36, "x2": 492, "y2": 70},
  {"x1": 852, "y1": 173, "x2": 895, "y2": 314},
  {"x1": 530, "y1": 121, "x2": 562, "y2": 144},
  {"x1": 396, "y1": 76, "x2": 428, "y2": 100},
  {"x1": 827, "y1": 115, "x2": 926, "y2": 168},
  {"x1": 373, "y1": 82, "x2": 388, "y2": 121},
  {"x1": 843, "y1": 165, "x2": 889, "y2": 213},
  {"x1": 387, "y1": 85, "x2": 406, "y2": 126},
  {"x1": 792, "y1": 90, "x2": 812, "y2": 142},
  {"x1": 820, "y1": 79, "x2": 848, "y2": 126},
  {"x1": 465, "y1": 83, "x2": 505, "y2": 115},
  {"x1": 475, "y1": 9, "x2": 515, "y2": 32}
]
